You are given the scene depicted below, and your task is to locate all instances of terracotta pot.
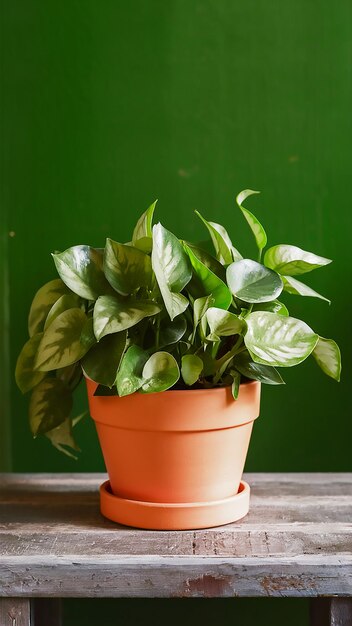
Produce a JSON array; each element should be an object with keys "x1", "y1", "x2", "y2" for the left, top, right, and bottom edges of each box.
[{"x1": 86, "y1": 378, "x2": 261, "y2": 529}]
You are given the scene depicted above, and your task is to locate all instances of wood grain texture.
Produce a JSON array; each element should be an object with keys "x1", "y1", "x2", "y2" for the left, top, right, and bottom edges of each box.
[
  {"x1": 31, "y1": 599, "x2": 62, "y2": 626},
  {"x1": 0, "y1": 598, "x2": 31, "y2": 626},
  {"x1": 0, "y1": 473, "x2": 351, "y2": 598},
  {"x1": 310, "y1": 598, "x2": 352, "y2": 626}
]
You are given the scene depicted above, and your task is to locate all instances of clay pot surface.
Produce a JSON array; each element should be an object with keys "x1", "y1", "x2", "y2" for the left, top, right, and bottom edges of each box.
[{"x1": 87, "y1": 379, "x2": 260, "y2": 514}]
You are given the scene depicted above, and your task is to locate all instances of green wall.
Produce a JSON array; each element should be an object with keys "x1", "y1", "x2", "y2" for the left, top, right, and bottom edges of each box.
[{"x1": 1, "y1": 1, "x2": 351, "y2": 624}]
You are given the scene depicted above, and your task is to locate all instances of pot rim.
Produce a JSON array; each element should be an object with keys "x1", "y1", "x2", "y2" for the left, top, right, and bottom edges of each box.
[
  {"x1": 86, "y1": 377, "x2": 261, "y2": 432},
  {"x1": 85, "y1": 375, "x2": 258, "y2": 397}
]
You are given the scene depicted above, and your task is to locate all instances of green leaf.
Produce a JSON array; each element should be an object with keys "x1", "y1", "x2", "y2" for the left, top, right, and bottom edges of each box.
[
  {"x1": 15, "y1": 333, "x2": 46, "y2": 394},
  {"x1": 230, "y1": 370, "x2": 241, "y2": 399},
  {"x1": 158, "y1": 316, "x2": 187, "y2": 348},
  {"x1": 29, "y1": 378, "x2": 73, "y2": 436},
  {"x1": 193, "y1": 294, "x2": 213, "y2": 329},
  {"x1": 234, "y1": 351, "x2": 285, "y2": 384},
  {"x1": 312, "y1": 336, "x2": 341, "y2": 381},
  {"x1": 81, "y1": 331, "x2": 127, "y2": 387},
  {"x1": 192, "y1": 294, "x2": 214, "y2": 342},
  {"x1": 264, "y1": 244, "x2": 332, "y2": 276},
  {"x1": 195, "y1": 211, "x2": 242, "y2": 264},
  {"x1": 183, "y1": 243, "x2": 226, "y2": 281},
  {"x1": 79, "y1": 315, "x2": 96, "y2": 352},
  {"x1": 56, "y1": 363, "x2": 82, "y2": 390},
  {"x1": 282, "y1": 275, "x2": 330, "y2": 303},
  {"x1": 152, "y1": 223, "x2": 192, "y2": 320},
  {"x1": 198, "y1": 349, "x2": 217, "y2": 376},
  {"x1": 93, "y1": 295, "x2": 160, "y2": 340},
  {"x1": 206, "y1": 307, "x2": 245, "y2": 341},
  {"x1": 252, "y1": 299, "x2": 289, "y2": 316},
  {"x1": 141, "y1": 351, "x2": 180, "y2": 393},
  {"x1": 35, "y1": 309, "x2": 91, "y2": 371},
  {"x1": 28, "y1": 279, "x2": 69, "y2": 337},
  {"x1": 72, "y1": 411, "x2": 87, "y2": 428},
  {"x1": 184, "y1": 243, "x2": 232, "y2": 309},
  {"x1": 104, "y1": 239, "x2": 152, "y2": 295},
  {"x1": 245, "y1": 311, "x2": 318, "y2": 367},
  {"x1": 116, "y1": 345, "x2": 149, "y2": 396},
  {"x1": 45, "y1": 417, "x2": 80, "y2": 459},
  {"x1": 44, "y1": 294, "x2": 82, "y2": 330},
  {"x1": 52, "y1": 245, "x2": 111, "y2": 300},
  {"x1": 226, "y1": 259, "x2": 283, "y2": 303},
  {"x1": 132, "y1": 200, "x2": 157, "y2": 253},
  {"x1": 181, "y1": 354, "x2": 203, "y2": 386},
  {"x1": 236, "y1": 189, "x2": 267, "y2": 250}
]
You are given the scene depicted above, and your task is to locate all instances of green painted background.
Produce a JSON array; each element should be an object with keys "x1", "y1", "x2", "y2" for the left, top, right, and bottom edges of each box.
[{"x1": 1, "y1": 1, "x2": 351, "y2": 624}]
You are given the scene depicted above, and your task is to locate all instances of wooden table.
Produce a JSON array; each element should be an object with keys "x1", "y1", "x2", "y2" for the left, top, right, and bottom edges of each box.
[{"x1": 0, "y1": 473, "x2": 351, "y2": 626}]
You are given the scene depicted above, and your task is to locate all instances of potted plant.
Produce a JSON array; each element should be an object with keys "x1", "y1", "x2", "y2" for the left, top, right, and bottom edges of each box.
[{"x1": 16, "y1": 190, "x2": 341, "y2": 530}]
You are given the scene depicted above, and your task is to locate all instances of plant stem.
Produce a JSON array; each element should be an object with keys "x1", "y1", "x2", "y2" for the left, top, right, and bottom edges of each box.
[
  {"x1": 215, "y1": 336, "x2": 245, "y2": 371},
  {"x1": 212, "y1": 337, "x2": 247, "y2": 385},
  {"x1": 155, "y1": 316, "x2": 161, "y2": 350},
  {"x1": 211, "y1": 340, "x2": 221, "y2": 359}
]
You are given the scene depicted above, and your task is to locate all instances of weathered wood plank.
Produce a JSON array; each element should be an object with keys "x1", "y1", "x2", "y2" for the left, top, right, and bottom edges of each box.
[
  {"x1": 0, "y1": 555, "x2": 351, "y2": 598},
  {"x1": 0, "y1": 473, "x2": 351, "y2": 598},
  {"x1": 1, "y1": 501, "x2": 351, "y2": 531},
  {"x1": 0, "y1": 527, "x2": 351, "y2": 558},
  {"x1": 0, "y1": 598, "x2": 31, "y2": 626},
  {"x1": 310, "y1": 597, "x2": 352, "y2": 626},
  {"x1": 31, "y1": 599, "x2": 62, "y2": 626},
  {"x1": 1, "y1": 472, "x2": 352, "y2": 493}
]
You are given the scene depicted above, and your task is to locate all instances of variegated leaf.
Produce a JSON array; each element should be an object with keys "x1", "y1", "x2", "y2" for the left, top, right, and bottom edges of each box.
[
  {"x1": 104, "y1": 239, "x2": 152, "y2": 295},
  {"x1": 252, "y1": 299, "x2": 289, "y2": 316},
  {"x1": 44, "y1": 293, "x2": 82, "y2": 330},
  {"x1": 234, "y1": 351, "x2": 285, "y2": 384},
  {"x1": 230, "y1": 370, "x2": 241, "y2": 399},
  {"x1": 45, "y1": 417, "x2": 80, "y2": 459},
  {"x1": 141, "y1": 352, "x2": 180, "y2": 393},
  {"x1": 81, "y1": 331, "x2": 127, "y2": 387},
  {"x1": 206, "y1": 307, "x2": 245, "y2": 341},
  {"x1": 184, "y1": 243, "x2": 232, "y2": 309},
  {"x1": 264, "y1": 244, "x2": 332, "y2": 276},
  {"x1": 35, "y1": 309, "x2": 91, "y2": 371},
  {"x1": 132, "y1": 200, "x2": 157, "y2": 253},
  {"x1": 29, "y1": 378, "x2": 72, "y2": 436},
  {"x1": 152, "y1": 223, "x2": 192, "y2": 320},
  {"x1": 192, "y1": 294, "x2": 214, "y2": 341},
  {"x1": 116, "y1": 345, "x2": 149, "y2": 396},
  {"x1": 93, "y1": 295, "x2": 160, "y2": 341},
  {"x1": 56, "y1": 362, "x2": 82, "y2": 390},
  {"x1": 15, "y1": 333, "x2": 46, "y2": 394},
  {"x1": 312, "y1": 336, "x2": 341, "y2": 381},
  {"x1": 226, "y1": 259, "x2": 283, "y2": 303},
  {"x1": 282, "y1": 275, "x2": 330, "y2": 303},
  {"x1": 245, "y1": 311, "x2": 318, "y2": 367},
  {"x1": 52, "y1": 245, "x2": 111, "y2": 300},
  {"x1": 236, "y1": 189, "x2": 267, "y2": 250},
  {"x1": 181, "y1": 354, "x2": 203, "y2": 386},
  {"x1": 183, "y1": 243, "x2": 226, "y2": 281},
  {"x1": 193, "y1": 295, "x2": 214, "y2": 327},
  {"x1": 28, "y1": 279, "x2": 69, "y2": 337},
  {"x1": 195, "y1": 211, "x2": 242, "y2": 264},
  {"x1": 158, "y1": 316, "x2": 187, "y2": 348}
]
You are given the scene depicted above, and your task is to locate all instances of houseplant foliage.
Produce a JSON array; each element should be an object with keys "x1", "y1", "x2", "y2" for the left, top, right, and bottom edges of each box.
[{"x1": 16, "y1": 191, "x2": 341, "y2": 458}]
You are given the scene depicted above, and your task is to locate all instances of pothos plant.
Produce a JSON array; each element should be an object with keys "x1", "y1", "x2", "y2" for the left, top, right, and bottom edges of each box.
[{"x1": 16, "y1": 190, "x2": 341, "y2": 458}]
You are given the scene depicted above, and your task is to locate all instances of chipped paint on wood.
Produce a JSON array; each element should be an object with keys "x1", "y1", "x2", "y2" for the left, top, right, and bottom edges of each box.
[
  {"x1": 179, "y1": 574, "x2": 234, "y2": 598},
  {"x1": 261, "y1": 575, "x2": 317, "y2": 596}
]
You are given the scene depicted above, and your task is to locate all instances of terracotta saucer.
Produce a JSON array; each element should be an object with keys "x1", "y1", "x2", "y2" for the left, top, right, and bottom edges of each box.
[{"x1": 100, "y1": 480, "x2": 250, "y2": 530}]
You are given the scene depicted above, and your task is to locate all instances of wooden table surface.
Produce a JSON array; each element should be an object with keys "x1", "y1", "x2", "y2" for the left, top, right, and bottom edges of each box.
[{"x1": 0, "y1": 473, "x2": 351, "y2": 625}]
